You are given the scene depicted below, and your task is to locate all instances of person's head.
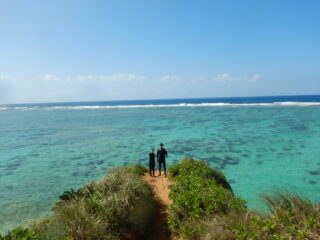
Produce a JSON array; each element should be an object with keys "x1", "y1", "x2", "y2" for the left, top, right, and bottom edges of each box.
[
  {"x1": 150, "y1": 148, "x2": 154, "y2": 153},
  {"x1": 159, "y1": 143, "x2": 164, "y2": 149}
]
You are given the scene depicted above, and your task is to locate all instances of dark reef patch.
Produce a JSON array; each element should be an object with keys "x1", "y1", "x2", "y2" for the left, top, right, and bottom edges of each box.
[
  {"x1": 96, "y1": 160, "x2": 104, "y2": 165},
  {"x1": 70, "y1": 156, "x2": 83, "y2": 161},
  {"x1": 171, "y1": 150, "x2": 185, "y2": 155},
  {"x1": 256, "y1": 161, "x2": 263, "y2": 165},
  {"x1": 26, "y1": 153, "x2": 40, "y2": 158},
  {"x1": 151, "y1": 126, "x2": 173, "y2": 130},
  {"x1": 203, "y1": 156, "x2": 239, "y2": 169},
  {"x1": 291, "y1": 125, "x2": 308, "y2": 131},
  {"x1": 282, "y1": 148, "x2": 292, "y2": 151},
  {"x1": 230, "y1": 150, "x2": 242, "y2": 153},
  {"x1": 241, "y1": 154, "x2": 250, "y2": 158},
  {"x1": 307, "y1": 170, "x2": 320, "y2": 176},
  {"x1": 5, "y1": 160, "x2": 22, "y2": 171},
  {"x1": 86, "y1": 161, "x2": 95, "y2": 166},
  {"x1": 72, "y1": 172, "x2": 80, "y2": 176},
  {"x1": 183, "y1": 147, "x2": 194, "y2": 152},
  {"x1": 308, "y1": 180, "x2": 317, "y2": 185},
  {"x1": 190, "y1": 119, "x2": 207, "y2": 124},
  {"x1": 83, "y1": 171, "x2": 92, "y2": 177},
  {"x1": 229, "y1": 179, "x2": 237, "y2": 184}
]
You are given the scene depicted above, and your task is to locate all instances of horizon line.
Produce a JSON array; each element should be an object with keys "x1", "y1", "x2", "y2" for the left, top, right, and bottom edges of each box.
[{"x1": 4, "y1": 94, "x2": 320, "y2": 106}]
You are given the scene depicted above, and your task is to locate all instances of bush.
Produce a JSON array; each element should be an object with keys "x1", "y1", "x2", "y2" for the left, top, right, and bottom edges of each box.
[
  {"x1": 30, "y1": 164, "x2": 155, "y2": 240},
  {"x1": 191, "y1": 194, "x2": 320, "y2": 240},
  {"x1": 167, "y1": 159, "x2": 320, "y2": 240},
  {"x1": 0, "y1": 228, "x2": 38, "y2": 240},
  {"x1": 169, "y1": 158, "x2": 233, "y2": 192},
  {"x1": 167, "y1": 159, "x2": 246, "y2": 238}
]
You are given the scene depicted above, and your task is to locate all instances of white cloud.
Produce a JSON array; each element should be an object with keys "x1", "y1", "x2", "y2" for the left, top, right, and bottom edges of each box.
[
  {"x1": 40, "y1": 73, "x2": 147, "y2": 83},
  {"x1": 1, "y1": 72, "x2": 262, "y2": 104},
  {"x1": 43, "y1": 74, "x2": 59, "y2": 81},
  {"x1": 160, "y1": 75, "x2": 182, "y2": 82},
  {"x1": 73, "y1": 74, "x2": 146, "y2": 82},
  {"x1": 32, "y1": 73, "x2": 262, "y2": 84},
  {"x1": 109, "y1": 73, "x2": 146, "y2": 81},
  {"x1": 207, "y1": 73, "x2": 262, "y2": 82},
  {"x1": 0, "y1": 74, "x2": 14, "y2": 82},
  {"x1": 251, "y1": 74, "x2": 262, "y2": 81}
]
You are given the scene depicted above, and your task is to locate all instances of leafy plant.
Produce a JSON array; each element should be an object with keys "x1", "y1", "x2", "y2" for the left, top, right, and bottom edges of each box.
[
  {"x1": 0, "y1": 228, "x2": 38, "y2": 240},
  {"x1": 31, "y1": 164, "x2": 154, "y2": 240},
  {"x1": 167, "y1": 158, "x2": 246, "y2": 238},
  {"x1": 167, "y1": 159, "x2": 320, "y2": 240}
]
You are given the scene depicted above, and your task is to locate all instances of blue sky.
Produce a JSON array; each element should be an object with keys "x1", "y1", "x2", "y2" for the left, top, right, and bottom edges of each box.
[{"x1": 0, "y1": 0, "x2": 319, "y2": 104}]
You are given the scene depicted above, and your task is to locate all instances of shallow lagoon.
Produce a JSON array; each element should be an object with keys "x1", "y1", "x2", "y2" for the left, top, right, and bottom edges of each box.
[{"x1": 0, "y1": 103, "x2": 320, "y2": 232}]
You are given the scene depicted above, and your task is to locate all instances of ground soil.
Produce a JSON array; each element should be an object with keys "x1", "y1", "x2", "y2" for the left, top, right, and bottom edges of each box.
[{"x1": 142, "y1": 170, "x2": 173, "y2": 240}]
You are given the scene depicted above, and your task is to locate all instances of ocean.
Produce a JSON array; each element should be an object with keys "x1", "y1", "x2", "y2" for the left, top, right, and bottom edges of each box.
[{"x1": 1, "y1": 95, "x2": 320, "y2": 233}]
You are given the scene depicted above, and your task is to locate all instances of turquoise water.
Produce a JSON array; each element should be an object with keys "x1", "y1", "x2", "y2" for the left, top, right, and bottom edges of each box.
[{"x1": 1, "y1": 100, "x2": 320, "y2": 232}]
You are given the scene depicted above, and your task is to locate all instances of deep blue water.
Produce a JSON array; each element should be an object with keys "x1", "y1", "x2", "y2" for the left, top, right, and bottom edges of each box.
[{"x1": 5, "y1": 95, "x2": 320, "y2": 109}]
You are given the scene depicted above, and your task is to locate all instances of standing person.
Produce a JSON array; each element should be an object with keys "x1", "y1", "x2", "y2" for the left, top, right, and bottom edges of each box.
[
  {"x1": 157, "y1": 143, "x2": 168, "y2": 177},
  {"x1": 149, "y1": 148, "x2": 155, "y2": 177}
]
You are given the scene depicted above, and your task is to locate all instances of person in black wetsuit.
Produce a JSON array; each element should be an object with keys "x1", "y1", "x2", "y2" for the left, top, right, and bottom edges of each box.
[
  {"x1": 149, "y1": 148, "x2": 155, "y2": 177},
  {"x1": 157, "y1": 143, "x2": 168, "y2": 176}
]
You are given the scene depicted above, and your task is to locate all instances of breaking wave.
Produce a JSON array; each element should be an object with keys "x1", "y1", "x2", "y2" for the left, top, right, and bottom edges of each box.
[{"x1": 1, "y1": 102, "x2": 320, "y2": 111}]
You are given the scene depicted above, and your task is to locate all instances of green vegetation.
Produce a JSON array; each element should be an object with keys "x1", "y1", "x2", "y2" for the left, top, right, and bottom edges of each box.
[
  {"x1": 167, "y1": 159, "x2": 247, "y2": 238},
  {"x1": 0, "y1": 228, "x2": 38, "y2": 240},
  {"x1": 1, "y1": 164, "x2": 156, "y2": 240},
  {"x1": 167, "y1": 158, "x2": 320, "y2": 240},
  {"x1": 2, "y1": 160, "x2": 320, "y2": 240}
]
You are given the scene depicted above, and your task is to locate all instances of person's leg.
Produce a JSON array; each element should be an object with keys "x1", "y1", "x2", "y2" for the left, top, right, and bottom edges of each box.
[
  {"x1": 159, "y1": 162, "x2": 162, "y2": 176},
  {"x1": 152, "y1": 164, "x2": 155, "y2": 177},
  {"x1": 149, "y1": 165, "x2": 152, "y2": 177},
  {"x1": 164, "y1": 161, "x2": 167, "y2": 176}
]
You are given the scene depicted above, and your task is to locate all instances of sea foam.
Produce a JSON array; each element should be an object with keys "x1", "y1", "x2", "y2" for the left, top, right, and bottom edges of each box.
[{"x1": 1, "y1": 102, "x2": 320, "y2": 111}]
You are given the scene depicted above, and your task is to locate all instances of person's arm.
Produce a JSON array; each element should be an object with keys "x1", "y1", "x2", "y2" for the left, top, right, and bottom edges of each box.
[
  {"x1": 165, "y1": 149, "x2": 168, "y2": 157},
  {"x1": 157, "y1": 150, "x2": 159, "y2": 161}
]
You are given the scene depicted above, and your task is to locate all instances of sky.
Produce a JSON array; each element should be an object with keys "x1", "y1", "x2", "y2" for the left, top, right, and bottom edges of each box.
[{"x1": 0, "y1": 0, "x2": 320, "y2": 104}]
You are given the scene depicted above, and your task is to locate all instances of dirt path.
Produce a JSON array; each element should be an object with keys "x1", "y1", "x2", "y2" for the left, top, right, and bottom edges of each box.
[{"x1": 143, "y1": 170, "x2": 173, "y2": 240}]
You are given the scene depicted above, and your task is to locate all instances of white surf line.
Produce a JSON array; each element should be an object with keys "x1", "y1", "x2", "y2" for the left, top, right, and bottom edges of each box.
[{"x1": 1, "y1": 102, "x2": 320, "y2": 111}]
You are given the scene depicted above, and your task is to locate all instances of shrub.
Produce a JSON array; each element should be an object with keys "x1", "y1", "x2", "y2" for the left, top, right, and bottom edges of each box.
[
  {"x1": 0, "y1": 227, "x2": 38, "y2": 240},
  {"x1": 30, "y1": 164, "x2": 155, "y2": 240},
  {"x1": 169, "y1": 158, "x2": 233, "y2": 192},
  {"x1": 167, "y1": 159, "x2": 320, "y2": 240},
  {"x1": 167, "y1": 159, "x2": 246, "y2": 238},
  {"x1": 194, "y1": 194, "x2": 320, "y2": 240}
]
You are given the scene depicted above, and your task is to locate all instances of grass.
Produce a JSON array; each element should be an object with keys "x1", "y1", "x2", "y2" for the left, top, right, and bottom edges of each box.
[{"x1": 1, "y1": 164, "x2": 156, "y2": 240}]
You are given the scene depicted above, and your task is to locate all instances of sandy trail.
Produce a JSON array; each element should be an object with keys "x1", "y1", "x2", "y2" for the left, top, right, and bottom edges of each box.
[{"x1": 143, "y1": 170, "x2": 173, "y2": 240}]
